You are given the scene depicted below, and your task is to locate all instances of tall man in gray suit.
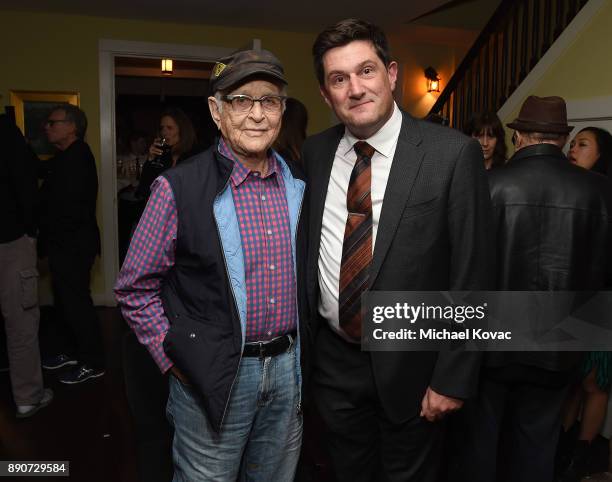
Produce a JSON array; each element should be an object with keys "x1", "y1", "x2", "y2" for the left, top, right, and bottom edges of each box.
[{"x1": 302, "y1": 18, "x2": 494, "y2": 481}]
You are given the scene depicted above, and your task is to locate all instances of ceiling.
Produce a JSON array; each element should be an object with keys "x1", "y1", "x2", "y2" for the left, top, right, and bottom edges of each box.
[
  {"x1": 412, "y1": 0, "x2": 501, "y2": 30},
  {"x1": 2, "y1": 0, "x2": 462, "y2": 32}
]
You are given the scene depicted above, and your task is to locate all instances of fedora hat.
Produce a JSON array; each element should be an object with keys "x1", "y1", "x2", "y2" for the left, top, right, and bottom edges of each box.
[{"x1": 507, "y1": 95, "x2": 574, "y2": 134}]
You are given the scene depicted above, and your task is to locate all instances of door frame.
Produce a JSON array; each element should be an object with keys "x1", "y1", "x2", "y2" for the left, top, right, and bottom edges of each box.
[{"x1": 98, "y1": 39, "x2": 255, "y2": 305}]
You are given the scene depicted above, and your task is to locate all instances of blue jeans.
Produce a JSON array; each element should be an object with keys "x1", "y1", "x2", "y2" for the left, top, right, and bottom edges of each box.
[{"x1": 166, "y1": 344, "x2": 302, "y2": 482}]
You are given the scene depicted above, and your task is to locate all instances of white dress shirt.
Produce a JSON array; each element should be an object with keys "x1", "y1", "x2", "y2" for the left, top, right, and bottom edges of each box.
[{"x1": 318, "y1": 102, "x2": 403, "y2": 340}]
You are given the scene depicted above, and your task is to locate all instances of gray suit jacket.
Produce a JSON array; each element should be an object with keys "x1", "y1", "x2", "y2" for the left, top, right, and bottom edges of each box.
[{"x1": 303, "y1": 111, "x2": 495, "y2": 421}]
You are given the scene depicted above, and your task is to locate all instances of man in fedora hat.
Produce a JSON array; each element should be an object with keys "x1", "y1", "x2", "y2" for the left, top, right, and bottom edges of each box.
[
  {"x1": 458, "y1": 95, "x2": 612, "y2": 481},
  {"x1": 116, "y1": 49, "x2": 308, "y2": 481}
]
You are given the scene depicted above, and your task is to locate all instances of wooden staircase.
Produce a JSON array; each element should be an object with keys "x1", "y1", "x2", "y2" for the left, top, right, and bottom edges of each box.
[{"x1": 428, "y1": 0, "x2": 590, "y2": 130}]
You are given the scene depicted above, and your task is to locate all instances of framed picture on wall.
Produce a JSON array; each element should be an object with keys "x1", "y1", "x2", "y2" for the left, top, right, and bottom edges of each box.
[{"x1": 9, "y1": 90, "x2": 80, "y2": 159}]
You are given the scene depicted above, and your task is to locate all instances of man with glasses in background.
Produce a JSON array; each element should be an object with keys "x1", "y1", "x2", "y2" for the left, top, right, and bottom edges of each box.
[
  {"x1": 39, "y1": 104, "x2": 104, "y2": 384},
  {"x1": 116, "y1": 49, "x2": 308, "y2": 482}
]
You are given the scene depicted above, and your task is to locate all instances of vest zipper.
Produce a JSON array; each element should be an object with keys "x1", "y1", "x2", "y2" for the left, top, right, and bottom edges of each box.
[
  {"x1": 213, "y1": 179, "x2": 243, "y2": 430},
  {"x1": 294, "y1": 184, "x2": 305, "y2": 416}
]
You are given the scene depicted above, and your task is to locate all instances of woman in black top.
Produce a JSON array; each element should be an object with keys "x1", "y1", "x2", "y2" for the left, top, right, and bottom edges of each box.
[{"x1": 136, "y1": 106, "x2": 198, "y2": 200}]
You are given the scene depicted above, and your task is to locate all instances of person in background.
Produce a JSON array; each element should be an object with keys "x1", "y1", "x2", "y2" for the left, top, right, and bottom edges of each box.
[
  {"x1": 559, "y1": 126, "x2": 612, "y2": 481},
  {"x1": 0, "y1": 113, "x2": 53, "y2": 417},
  {"x1": 117, "y1": 131, "x2": 148, "y2": 190},
  {"x1": 136, "y1": 107, "x2": 198, "y2": 201},
  {"x1": 464, "y1": 111, "x2": 507, "y2": 170},
  {"x1": 461, "y1": 96, "x2": 612, "y2": 482},
  {"x1": 568, "y1": 126, "x2": 612, "y2": 174},
  {"x1": 117, "y1": 131, "x2": 149, "y2": 266},
  {"x1": 39, "y1": 104, "x2": 105, "y2": 385},
  {"x1": 273, "y1": 97, "x2": 308, "y2": 165}
]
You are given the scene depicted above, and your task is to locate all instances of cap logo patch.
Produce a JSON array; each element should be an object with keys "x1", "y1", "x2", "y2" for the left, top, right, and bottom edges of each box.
[{"x1": 213, "y1": 63, "x2": 227, "y2": 78}]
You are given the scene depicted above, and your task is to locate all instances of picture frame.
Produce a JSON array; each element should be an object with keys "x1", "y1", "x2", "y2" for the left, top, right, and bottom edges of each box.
[{"x1": 9, "y1": 90, "x2": 80, "y2": 159}]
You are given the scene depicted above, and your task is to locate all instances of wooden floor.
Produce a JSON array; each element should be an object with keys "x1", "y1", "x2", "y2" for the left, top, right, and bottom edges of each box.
[
  {"x1": 14, "y1": 305, "x2": 610, "y2": 482},
  {"x1": 0, "y1": 307, "x2": 333, "y2": 482},
  {"x1": 0, "y1": 307, "x2": 139, "y2": 482}
]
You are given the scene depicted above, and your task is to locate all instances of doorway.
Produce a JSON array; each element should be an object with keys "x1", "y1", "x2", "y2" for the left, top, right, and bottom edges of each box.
[
  {"x1": 114, "y1": 56, "x2": 217, "y2": 264},
  {"x1": 98, "y1": 40, "x2": 258, "y2": 305}
]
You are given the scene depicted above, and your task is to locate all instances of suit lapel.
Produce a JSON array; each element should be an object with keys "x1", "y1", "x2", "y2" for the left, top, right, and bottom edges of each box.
[
  {"x1": 370, "y1": 113, "x2": 424, "y2": 287},
  {"x1": 307, "y1": 125, "x2": 344, "y2": 310}
]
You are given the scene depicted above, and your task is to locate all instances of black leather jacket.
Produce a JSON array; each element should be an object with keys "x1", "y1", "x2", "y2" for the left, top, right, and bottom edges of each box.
[{"x1": 487, "y1": 143, "x2": 612, "y2": 371}]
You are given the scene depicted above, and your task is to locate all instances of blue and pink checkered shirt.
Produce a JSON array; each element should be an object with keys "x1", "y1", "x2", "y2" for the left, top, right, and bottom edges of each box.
[
  {"x1": 115, "y1": 139, "x2": 297, "y2": 372},
  {"x1": 219, "y1": 139, "x2": 297, "y2": 342}
]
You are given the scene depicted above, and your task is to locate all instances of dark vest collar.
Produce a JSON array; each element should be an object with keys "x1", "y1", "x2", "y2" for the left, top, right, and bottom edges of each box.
[{"x1": 212, "y1": 139, "x2": 235, "y2": 194}]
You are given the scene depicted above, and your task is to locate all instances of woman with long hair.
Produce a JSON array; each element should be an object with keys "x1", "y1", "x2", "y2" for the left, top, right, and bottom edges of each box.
[
  {"x1": 464, "y1": 112, "x2": 507, "y2": 170},
  {"x1": 560, "y1": 126, "x2": 612, "y2": 482},
  {"x1": 136, "y1": 106, "x2": 198, "y2": 200},
  {"x1": 568, "y1": 126, "x2": 612, "y2": 174}
]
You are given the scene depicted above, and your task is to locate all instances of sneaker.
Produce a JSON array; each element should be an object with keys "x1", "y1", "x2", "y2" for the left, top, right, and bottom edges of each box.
[
  {"x1": 42, "y1": 354, "x2": 78, "y2": 370},
  {"x1": 16, "y1": 388, "x2": 54, "y2": 418},
  {"x1": 58, "y1": 364, "x2": 105, "y2": 385}
]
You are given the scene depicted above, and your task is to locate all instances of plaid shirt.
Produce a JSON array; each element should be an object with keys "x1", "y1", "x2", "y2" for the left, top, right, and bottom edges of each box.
[
  {"x1": 115, "y1": 176, "x2": 176, "y2": 372},
  {"x1": 115, "y1": 139, "x2": 297, "y2": 372},
  {"x1": 219, "y1": 139, "x2": 297, "y2": 342}
]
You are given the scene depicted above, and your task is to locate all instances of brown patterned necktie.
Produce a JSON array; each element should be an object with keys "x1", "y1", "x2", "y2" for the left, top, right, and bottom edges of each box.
[{"x1": 339, "y1": 141, "x2": 375, "y2": 340}]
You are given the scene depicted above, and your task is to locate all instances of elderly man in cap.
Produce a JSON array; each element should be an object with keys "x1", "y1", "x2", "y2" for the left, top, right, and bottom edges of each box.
[
  {"x1": 115, "y1": 49, "x2": 307, "y2": 481},
  {"x1": 459, "y1": 96, "x2": 612, "y2": 482}
]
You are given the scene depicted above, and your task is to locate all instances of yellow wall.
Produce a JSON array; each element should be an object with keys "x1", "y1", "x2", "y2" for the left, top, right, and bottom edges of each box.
[
  {"x1": 389, "y1": 36, "x2": 470, "y2": 118},
  {"x1": 501, "y1": 1, "x2": 612, "y2": 138},
  {"x1": 0, "y1": 11, "x2": 329, "y2": 134},
  {"x1": 0, "y1": 9, "x2": 474, "y2": 300},
  {"x1": 0, "y1": 10, "x2": 330, "y2": 298}
]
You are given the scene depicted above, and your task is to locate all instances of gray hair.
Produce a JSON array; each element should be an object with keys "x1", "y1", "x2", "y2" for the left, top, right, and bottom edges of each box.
[
  {"x1": 519, "y1": 130, "x2": 568, "y2": 148},
  {"x1": 52, "y1": 103, "x2": 88, "y2": 139},
  {"x1": 214, "y1": 92, "x2": 224, "y2": 113},
  {"x1": 523, "y1": 131, "x2": 567, "y2": 142}
]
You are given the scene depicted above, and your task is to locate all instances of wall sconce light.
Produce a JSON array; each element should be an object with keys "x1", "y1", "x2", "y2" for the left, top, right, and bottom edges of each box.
[
  {"x1": 424, "y1": 67, "x2": 440, "y2": 93},
  {"x1": 161, "y1": 58, "x2": 173, "y2": 75}
]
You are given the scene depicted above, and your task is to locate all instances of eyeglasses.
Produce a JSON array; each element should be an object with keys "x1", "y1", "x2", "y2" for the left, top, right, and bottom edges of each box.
[
  {"x1": 222, "y1": 94, "x2": 286, "y2": 114},
  {"x1": 45, "y1": 119, "x2": 70, "y2": 127}
]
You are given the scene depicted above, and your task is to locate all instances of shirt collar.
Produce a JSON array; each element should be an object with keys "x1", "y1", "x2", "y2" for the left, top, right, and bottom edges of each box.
[
  {"x1": 218, "y1": 137, "x2": 279, "y2": 187},
  {"x1": 341, "y1": 102, "x2": 402, "y2": 158}
]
